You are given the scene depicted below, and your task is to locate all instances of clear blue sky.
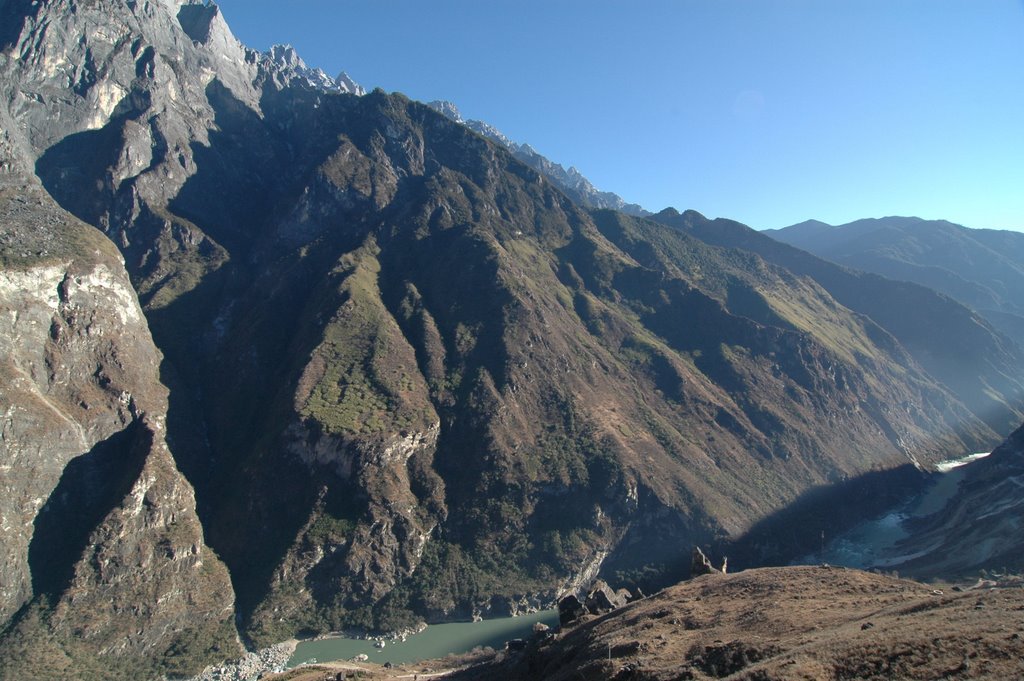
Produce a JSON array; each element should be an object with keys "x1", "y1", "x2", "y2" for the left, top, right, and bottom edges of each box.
[{"x1": 215, "y1": 0, "x2": 1024, "y2": 231}]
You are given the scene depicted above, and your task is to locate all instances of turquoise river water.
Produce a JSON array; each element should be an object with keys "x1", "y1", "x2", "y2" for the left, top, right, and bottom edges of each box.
[{"x1": 287, "y1": 609, "x2": 559, "y2": 668}]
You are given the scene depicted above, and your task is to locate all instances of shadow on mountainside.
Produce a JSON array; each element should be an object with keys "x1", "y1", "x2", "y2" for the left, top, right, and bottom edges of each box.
[
  {"x1": 34, "y1": 118, "x2": 128, "y2": 226},
  {"x1": 167, "y1": 80, "x2": 287, "y2": 256},
  {"x1": 142, "y1": 252, "x2": 325, "y2": 636},
  {"x1": 28, "y1": 419, "x2": 148, "y2": 599},
  {"x1": 726, "y1": 463, "x2": 930, "y2": 571},
  {"x1": 599, "y1": 464, "x2": 935, "y2": 597}
]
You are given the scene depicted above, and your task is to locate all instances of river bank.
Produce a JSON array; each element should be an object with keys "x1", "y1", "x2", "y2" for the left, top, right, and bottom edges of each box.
[{"x1": 182, "y1": 641, "x2": 297, "y2": 681}]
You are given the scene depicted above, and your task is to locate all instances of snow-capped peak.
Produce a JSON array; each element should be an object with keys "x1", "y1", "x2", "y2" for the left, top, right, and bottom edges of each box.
[
  {"x1": 335, "y1": 71, "x2": 365, "y2": 96},
  {"x1": 424, "y1": 100, "x2": 648, "y2": 217}
]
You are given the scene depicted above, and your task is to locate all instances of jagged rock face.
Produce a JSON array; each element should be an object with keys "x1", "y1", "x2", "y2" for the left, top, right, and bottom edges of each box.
[
  {"x1": 690, "y1": 546, "x2": 724, "y2": 577},
  {"x1": 583, "y1": 579, "x2": 628, "y2": 615},
  {"x1": 265, "y1": 43, "x2": 365, "y2": 95},
  {"x1": 0, "y1": 95, "x2": 238, "y2": 677},
  {"x1": 0, "y1": 0, "x2": 1019, "y2": 662},
  {"x1": 0, "y1": 246, "x2": 151, "y2": 624}
]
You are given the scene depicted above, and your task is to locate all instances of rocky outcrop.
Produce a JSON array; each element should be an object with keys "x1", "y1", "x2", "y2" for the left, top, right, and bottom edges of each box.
[
  {"x1": 186, "y1": 641, "x2": 296, "y2": 681},
  {"x1": 690, "y1": 546, "x2": 727, "y2": 577},
  {"x1": 559, "y1": 579, "x2": 635, "y2": 626},
  {"x1": 584, "y1": 580, "x2": 630, "y2": 615},
  {"x1": 557, "y1": 594, "x2": 587, "y2": 627}
]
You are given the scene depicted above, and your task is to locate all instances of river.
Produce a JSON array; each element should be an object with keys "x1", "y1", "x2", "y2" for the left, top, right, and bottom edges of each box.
[
  {"x1": 287, "y1": 609, "x2": 559, "y2": 668},
  {"x1": 798, "y1": 450, "x2": 991, "y2": 569}
]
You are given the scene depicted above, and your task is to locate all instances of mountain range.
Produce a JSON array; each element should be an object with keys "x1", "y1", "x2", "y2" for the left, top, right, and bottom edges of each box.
[
  {"x1": 653, "y1": 209, "x2": 1024, "y2": 436},
  {"x1": 766, "y1": 216, "x2": 1024, "y2": 340},
  {"x1": 1, "y1": 1, "x2": 1023, "y2": 679}
]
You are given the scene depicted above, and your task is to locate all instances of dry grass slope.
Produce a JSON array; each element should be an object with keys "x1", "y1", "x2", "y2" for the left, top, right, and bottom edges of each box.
[{"x1": 449, "y1": 566, "x2": 1024, "y2": 681}]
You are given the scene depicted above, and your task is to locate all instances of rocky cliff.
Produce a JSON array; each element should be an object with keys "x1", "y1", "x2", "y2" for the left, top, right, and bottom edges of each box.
[
  {"x1": 1, "y1": 0, "x2": 1022, "y2": 676},
  {"x1": 0, "y1": 99, "x2": 238, "y2": 678}
]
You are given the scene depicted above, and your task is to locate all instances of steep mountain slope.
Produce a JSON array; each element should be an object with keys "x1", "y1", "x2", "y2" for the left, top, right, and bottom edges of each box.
[
  {"x1": 1, "y1": 0, "x2": 1021, "y2": 674},
  {"x1": 766, "y1": 217, "x2": 1024, "y2": 339},
  {"x1": 0, "y1": 103, "x2": 238, "y2": 678},
  {"x1": 652, "y1": 209, "x2": 1024, "y2": 435},
  {"x1": 428, "y1": 100, "x2": 649, "y2": 216}
]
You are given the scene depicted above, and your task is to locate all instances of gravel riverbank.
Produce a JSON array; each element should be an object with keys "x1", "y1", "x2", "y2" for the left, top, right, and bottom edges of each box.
[{"x1": 182, "y1": 641, "x2": 297, "y2": 681}]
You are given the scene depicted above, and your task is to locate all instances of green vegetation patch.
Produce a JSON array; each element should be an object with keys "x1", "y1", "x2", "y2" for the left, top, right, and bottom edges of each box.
[
  {"x1": 0, "y1": 595, "x2": 238, "y2": 681},
  {"x1": 299, "y1": 241, "x2": 436, "y2": 437},
  {"x1": 134, "y1": 206, "x2": 230, "y2": 311}
]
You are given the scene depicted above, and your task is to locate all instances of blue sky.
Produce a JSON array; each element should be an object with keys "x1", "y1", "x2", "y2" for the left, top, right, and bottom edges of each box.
[{"x1": 214, "y1": 1, "x2": 1024, "y2": 231}]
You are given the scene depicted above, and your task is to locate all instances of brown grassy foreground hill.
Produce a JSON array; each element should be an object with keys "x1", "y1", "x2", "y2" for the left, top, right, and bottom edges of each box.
[{"x1": 443, "y1": 566, "x2": 1024, "y2": 681}]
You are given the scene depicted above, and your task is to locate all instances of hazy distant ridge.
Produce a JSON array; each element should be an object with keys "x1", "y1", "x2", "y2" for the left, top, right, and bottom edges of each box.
[{"x1": 766, "y1": 216, "x2": 1024, "y2": 339}]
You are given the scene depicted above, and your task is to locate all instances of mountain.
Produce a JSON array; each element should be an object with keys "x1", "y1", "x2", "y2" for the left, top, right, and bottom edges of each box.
[
  {"x1": 264, "y1": 44, "x2": 365, "y2": 95},
  {"x1": 652, "y1": 209, "x2": 1024, "y2": 436},
  {"x1": 0, "y1": 93, "x2": 239, "y2": 677},
  {"x1": 1, "y1": 0, "x2": 1023, "y2": 677},
  {"x1": 766, "y1": 217, "x2": 1024, "y2": 340},
  {"x1": 427, "y1": 100, "x2": 650, "y2": 217}
]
